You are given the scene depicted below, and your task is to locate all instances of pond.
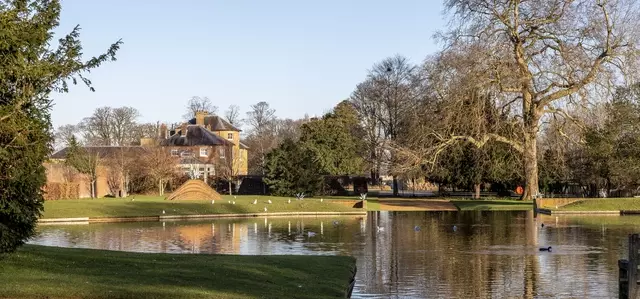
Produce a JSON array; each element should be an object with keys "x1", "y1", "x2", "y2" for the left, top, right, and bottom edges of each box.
[{"x1": 30, "y1": 211, "x2": 640, "y2": 298}]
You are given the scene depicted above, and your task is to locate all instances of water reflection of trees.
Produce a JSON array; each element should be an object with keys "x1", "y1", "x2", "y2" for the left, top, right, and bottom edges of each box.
[
  {"x1": 357, "y1": 211, "x2": 622, "y2": 298},
  {"x1": 32, "y1": 212, "x2": 636, "y2": 298}
]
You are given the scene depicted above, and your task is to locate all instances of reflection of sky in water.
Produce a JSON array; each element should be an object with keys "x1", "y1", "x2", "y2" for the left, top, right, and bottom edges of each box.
[{"x1": 30, "y1": 212, "x2": 640, "y2": 298}]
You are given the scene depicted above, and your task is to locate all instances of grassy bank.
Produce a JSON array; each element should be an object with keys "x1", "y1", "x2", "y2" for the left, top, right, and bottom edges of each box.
[
  {"x1": 0, "y1": 245, "x2": 355, "y2": 299},
  {"x1": 556, "y1": 198, "x2": 640, "y2": 211},
  {"x1": 451, "y1": 199, "x2": 533, "y2": 211},
  {"x1": 42, "y1": 195, "x2": 360, "y2": 219}
]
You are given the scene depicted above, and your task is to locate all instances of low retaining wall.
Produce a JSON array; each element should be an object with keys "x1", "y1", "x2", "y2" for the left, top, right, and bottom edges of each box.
[
  {"x1": 536, "y1": 198, "x2": 584, "y2": 208},
  {"x1": 537, "y1": 209, "x2": 621, "y2": 215},
  {"x1": 39, "y1": 211, "x2": 368, "y2": 224}
]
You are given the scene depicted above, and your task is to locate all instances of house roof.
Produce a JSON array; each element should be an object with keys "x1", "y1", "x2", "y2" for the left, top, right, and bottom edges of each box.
[
  {"x1": 50, "y1": 146, "x2": 146, "y2": 160},
  {"x1": 188, "y1": 115, "x2": 241, "y2": 132},
  {"x1": 239, "y1": 141, "x2": 250, "y2": 150},
  {"x1": 161, "y1": 125, "x2": 234, "y2": 146}
]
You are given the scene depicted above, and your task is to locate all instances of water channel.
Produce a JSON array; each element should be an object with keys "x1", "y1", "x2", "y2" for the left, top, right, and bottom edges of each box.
[{"x1": 30, "y1": 211, "x2": 640, "y2": 298}]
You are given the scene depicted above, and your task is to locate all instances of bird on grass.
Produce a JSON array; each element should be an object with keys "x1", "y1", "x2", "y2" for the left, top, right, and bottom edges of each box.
[
  {"x1": 253, "y1": 199, "x2": 258, "y2": 205},
  {"x1": 232, "y1": 201, "x2": 236, "y2": 205},
  {"x1": 162, "y1": 210, "x2": 165, "y2": 215},
  {"x1": 268, "y1": 199, "x2": 272, "y2": 204},
  {"x1": 131, "y1": 198, "x2": 135, "y2": 202},
  {"x1": 211, "y1": 200, "x2": 215, "y2": 204},
  {"x1": 264, "y1": 207, "x2": 268, "y2": 212},
  {"x1": 234, "y1": 196, "x2": 237, "y2": 199},
  {"x1": 228, "y1": 200, "x2": 230, "y2": 203},
  {"x1": 320, "y1": 198, "x2": 323, "y2": 203},
  {"x1": 539, "y1": 246, "x2": 552, "y2": 252},
  {"x1": 288, "y1": 199, "x2": 291, "y2": 204}
]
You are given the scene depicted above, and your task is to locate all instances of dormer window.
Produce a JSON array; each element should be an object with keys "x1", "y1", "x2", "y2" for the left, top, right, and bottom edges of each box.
[
  {"x1": 200, "y1": 148, "x2": 209, "y2": 157},
  {"x1": 227, "y1": 133, "x2": 233, "y2": 140}
]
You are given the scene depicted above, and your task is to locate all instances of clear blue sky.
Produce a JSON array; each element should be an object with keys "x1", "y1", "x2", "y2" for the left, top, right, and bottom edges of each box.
[{"x1": 53, "y1": 0, "x2": 446, "y2": 130}]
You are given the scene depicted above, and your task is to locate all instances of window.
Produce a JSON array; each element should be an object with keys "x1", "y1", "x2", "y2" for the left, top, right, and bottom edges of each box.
[
  {"x1": 181, "y1": 151, "x2": 194, "y2": 157},
  {"x1": 227, "y1": 133, "x2": 233, "y2": 140},
  {"x1": 171, "y1": 149, "x2": 178, "y2": 156},
  {"x1": 219, "y1": 147, "x2": 226, "y2": 158},
  {"x1": 200, "y1": 148, "x2": 209, "y2": 157}
]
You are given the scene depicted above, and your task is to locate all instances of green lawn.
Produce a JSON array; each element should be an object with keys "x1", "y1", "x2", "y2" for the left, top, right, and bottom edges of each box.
[
  {"x1": 42, "y1": 195, "x2": 361, "y2": 219},
  {"x1": 364, "y1": 200, "x2": 381, "y2": 211},
  {"x1": 451, "y1": 199, "x2": 533, "y2": 211},
  {"x1": 556, "y1": 198, "x2": 640, "y2": 211},
  {"x1": 0, "y1": 245, "x2": 355, "y2": 299}
]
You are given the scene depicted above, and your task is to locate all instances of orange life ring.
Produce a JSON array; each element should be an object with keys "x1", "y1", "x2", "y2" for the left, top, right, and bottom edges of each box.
[{"x1": 515, "y1": 186, "x2": 524, "y2": 195}]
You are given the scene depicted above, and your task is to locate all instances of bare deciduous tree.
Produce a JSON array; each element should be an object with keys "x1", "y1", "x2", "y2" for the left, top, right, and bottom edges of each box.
[
  {"x1": 142, "y1": 145, "x2": 179, "y2": 196},
  {"x1": 419, "y1": 0, "x2": 640, "y2": 200},
  {"x1": 79, "y1": 106, "x2": 141, "y2": 146},
  {"x1": 245, "y1": 101, "x2": 277, "y2": 175},
  {"x1": 184, "y1": 96, "x2": 217, "y2": 120},
  {"x1": 54, "y1": 124, "x2": 78, "y2": 150},
  {"x1": 110, "y1": 106, "x2": 140, "y2": 146},
  {"x1": 351, "y1": 55, "x2": 422, "y2": 195},
  {"x1": 214, "y1": 147, "x2": 244, "y2": 195},
  {"x1": 80, "y1": 106, "x2": 113, "y2": 146},
  {"x1": 105, "y1": 147, "x2": 138, "y2": 197},
  {"x1": 224, "y1": 104, "x2": 242, "y2": 126},
  {"x1": 133, "y1": 122, "x2": 160, "y2": 141}
]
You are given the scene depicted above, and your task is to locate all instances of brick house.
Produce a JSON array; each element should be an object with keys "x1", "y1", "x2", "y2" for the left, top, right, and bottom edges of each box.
[
  {"x1": 47, "y1": 111, "x2": 249, "y2": 198},
  {"x1": 160, "y1": 112, "x2": 249, "y2": 180}
]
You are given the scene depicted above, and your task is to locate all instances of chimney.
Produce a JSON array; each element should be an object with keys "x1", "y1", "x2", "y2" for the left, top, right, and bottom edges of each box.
[
  {"x1": 181, "y1": 124, "x2": 187, "y2": 137},
  {"x1": 159, "y1": 123, "x2": 168, "y2": 139},
  {"x1": 195, "y1": 111, "x2": 208, "y2": 126}
]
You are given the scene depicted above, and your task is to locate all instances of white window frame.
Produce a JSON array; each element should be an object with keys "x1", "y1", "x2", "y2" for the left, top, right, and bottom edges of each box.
[
  {"x1": 200, "y1": 147, "x2": 209, "y2": 157},
  {"x1": 227, "y1": 133, "x2": 233, "y2": 140},
  {"x1": 181, "y1": 151, "x2": 194, "y2": 158},
  {"x1": 170, "y1": 149, "x2": 178, "y2": 156},
  {"x1": 219, "y1": 147, "x2": 226, "y2": 158}
]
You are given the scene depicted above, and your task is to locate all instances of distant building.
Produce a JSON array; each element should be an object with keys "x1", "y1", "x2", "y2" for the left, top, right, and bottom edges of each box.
[{"x1": 47, "y1": 111, "x2": 249, "y2": 198}]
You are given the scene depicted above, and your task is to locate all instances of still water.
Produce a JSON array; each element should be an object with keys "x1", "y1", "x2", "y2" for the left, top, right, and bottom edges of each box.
[{"x1": 30, "y1": 211, "x2": 640, "y2": 298}]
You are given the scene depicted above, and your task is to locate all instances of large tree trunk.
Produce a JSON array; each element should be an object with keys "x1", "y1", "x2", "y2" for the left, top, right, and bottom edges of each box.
[
  {"x1": 522, "y1": 118, "x2": 539, "y2": 201},
  {"x1": 228, "y1": 180, "x2": 233, "y2": 196},
  {"x1": 474, "y1": 183, "x2": 481, "y2": 199},
  {"x1": 392, "y1": 176, "x2": 399, "y2": 196}
]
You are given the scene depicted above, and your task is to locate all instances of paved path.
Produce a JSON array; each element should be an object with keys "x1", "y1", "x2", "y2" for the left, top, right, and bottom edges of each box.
[{"x1": 377, "y1": 199, "x2": 458, "y2": 211}]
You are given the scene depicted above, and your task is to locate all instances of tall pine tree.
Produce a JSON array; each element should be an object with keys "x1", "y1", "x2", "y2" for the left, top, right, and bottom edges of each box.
[{"x1": 0, "y1": 0, "x2": 121, "y2": 253}]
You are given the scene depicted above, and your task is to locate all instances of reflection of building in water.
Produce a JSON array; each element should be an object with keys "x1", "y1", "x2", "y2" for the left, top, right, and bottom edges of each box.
[{"x1": 174, "y1": 221, "x2": 247, "y2": 254}]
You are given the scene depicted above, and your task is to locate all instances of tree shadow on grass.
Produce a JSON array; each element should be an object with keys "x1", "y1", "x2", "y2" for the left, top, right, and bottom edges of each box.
[{"x1": 3, "y1": 245, "x2": 355, "y2": 299}]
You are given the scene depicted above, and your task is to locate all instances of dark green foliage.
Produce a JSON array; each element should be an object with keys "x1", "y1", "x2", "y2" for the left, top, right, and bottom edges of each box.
[
  {"x1": 0, "y1": 0, "x2": 121, "y2": 253},
  {"x1": 264, "y1": 139, "x2": 324, "y2": 196},
  {"x1": 264, "y1": 101, "x2": 366, "y2": 196},
  {"x1": 424, "y1": 91, "x2": 522, "y2": 192},
  {"x1": 299, "y1": 101, "x2": 365, "y2": 176}
]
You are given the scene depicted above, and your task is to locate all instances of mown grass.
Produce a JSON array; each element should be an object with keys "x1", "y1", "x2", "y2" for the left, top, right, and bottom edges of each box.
[
  {"x1": 42, "y1": 195, "x2": 360, "y2": 219},
  {"x1": 556, "y1": 198, "x2": 640, "y2": 211},
  {"x1": 451, "y1": 199, "x2": 533, "y2": 211},
  {"x1": 0, "y1": 245, "x2": 355, "y2": 299}
]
